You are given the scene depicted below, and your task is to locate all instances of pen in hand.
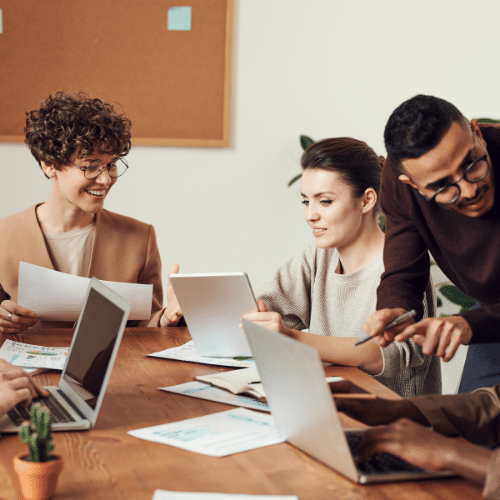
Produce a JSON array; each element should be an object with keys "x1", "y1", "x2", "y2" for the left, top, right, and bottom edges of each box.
[{"x1": 354, "y1": 309, "x2": 417, "y2": 347}]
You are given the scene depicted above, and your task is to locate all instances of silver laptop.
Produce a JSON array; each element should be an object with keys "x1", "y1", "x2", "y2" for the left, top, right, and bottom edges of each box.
[
  {"x1": 170, "y1": 272, "x2": 257, "y2": 357},
  {"x1": 1, "y1": 277, "x2": 131, "y2": 432},
  {"x1": 241, "y1": 318, "x2": 455, "y2": 484}
]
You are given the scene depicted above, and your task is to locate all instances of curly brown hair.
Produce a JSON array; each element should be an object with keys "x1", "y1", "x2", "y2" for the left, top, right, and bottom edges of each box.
[{"x1": 24, "y1": 92, "x2": 132, "y2": 174}]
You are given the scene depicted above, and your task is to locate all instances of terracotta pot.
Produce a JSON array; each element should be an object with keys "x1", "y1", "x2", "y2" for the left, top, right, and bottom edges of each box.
[{"x1": 13, "y1": 453, "x2": 63, "y2": 500}]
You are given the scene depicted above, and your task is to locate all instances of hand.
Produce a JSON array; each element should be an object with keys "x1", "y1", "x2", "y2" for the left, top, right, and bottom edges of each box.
[
  {"x1": 241, "y1": 299, "x2": 294, "y2": 337},
  {"x1": 0, "y1": 300, "x2": 38, "y2": 334},
  {"x1": 364, "y1": 308, "x2": 412, "y2": 347},
  {"x1": 0, "y1": 359, "x2": 49, "y2": 413},
  {"x1": 161, "y1": 263, "x2": 183, "y2": 327},
  {"x1": 330, "y1": 380, "x2": 423, "y2": 426},
  {"x1": 393, "y1": 315, "x2": 472, "y2": 362},
  {"x1": 356, "y1": 419, "x2": 462, "y2": 472}
]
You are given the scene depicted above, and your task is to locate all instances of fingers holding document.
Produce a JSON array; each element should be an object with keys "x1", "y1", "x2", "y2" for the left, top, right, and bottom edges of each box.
[{"x1": 0, "y1": 299, "x2": 38, "y2": 334}]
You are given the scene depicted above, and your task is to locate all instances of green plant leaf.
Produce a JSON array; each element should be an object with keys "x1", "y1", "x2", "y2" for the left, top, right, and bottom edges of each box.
[
  {"x1": 288, "y1": 173, "x2": 302, "y2": 187},
  {"x1": 438, "y1": 284, "x2": 477, "y2": 312},
  {"x1": 300, "y1": 135, "x2": 315, "y2": 150},
  {"x1": 476, "y1": 118, "x2": 500, "y2": 124}
]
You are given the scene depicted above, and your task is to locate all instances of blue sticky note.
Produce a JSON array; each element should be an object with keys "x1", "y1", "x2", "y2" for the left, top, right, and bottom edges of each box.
[{"x1": 168, "y1": 6, "x2": 192, "y2": 31}]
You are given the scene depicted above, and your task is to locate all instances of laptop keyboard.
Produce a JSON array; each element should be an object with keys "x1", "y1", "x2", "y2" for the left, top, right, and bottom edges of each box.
[
  {"x1": 346, "y1": 431, "x2": 424, "y2": 474},
  {"x1": 7, "y1": 392, "x2": 76, "y2": 426}
]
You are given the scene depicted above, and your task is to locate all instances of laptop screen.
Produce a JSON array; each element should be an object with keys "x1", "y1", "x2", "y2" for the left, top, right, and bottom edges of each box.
[{"x1": 63, "y1": 286, "x2": 125, "y2": 409}]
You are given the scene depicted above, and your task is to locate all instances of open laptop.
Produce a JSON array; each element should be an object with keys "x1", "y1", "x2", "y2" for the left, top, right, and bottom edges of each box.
[
  {"x1": 169, "y1": 272, "x2": 257, "y2": 357},
  {"x1": 241, "y1": 318, "x2": 455, "y2": 484},
  {"x1": 1, "y1": 277, "x2": 131, "y2": 432}
]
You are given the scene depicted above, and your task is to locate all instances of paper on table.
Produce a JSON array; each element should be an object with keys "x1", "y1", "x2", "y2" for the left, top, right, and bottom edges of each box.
[
  {"x1": 0, "y1": 339, "x2": 68, "y2": 373},
  {"x1": 152, "y1": 491, "x2": 298, "y2": 500},
  {"x1": 160, "y1": 381, "x2": 270, "y2": 412},
  {"x1": 148, "y1": 340, "x2": 255, "y2": 368},
  {"x1": 18, "y1": 261, "x2": 152, "y2": 321},
  {"x1": 128, "y1": 407, "x2": 283, "y2": 457}
]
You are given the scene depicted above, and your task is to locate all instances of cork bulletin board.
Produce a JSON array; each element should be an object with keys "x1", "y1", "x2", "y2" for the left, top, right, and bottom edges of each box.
[{"x1": 0, "y1": 0, "x2": 233, "y2": 147}]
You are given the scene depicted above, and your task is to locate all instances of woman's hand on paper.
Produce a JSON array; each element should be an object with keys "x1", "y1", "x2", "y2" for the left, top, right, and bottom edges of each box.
[
  {"x1": 0, "y1": 359, "x2": 48, "y2": 413},
  {"x1": 240, "y1": 299, "x2": 295, "y2": 338},
  {"x1": 0, "y1": 300, "x2": 38, "y2": 334},
  {"x1": 161, "y1": 263, "x2": 183, "y2": 327}
]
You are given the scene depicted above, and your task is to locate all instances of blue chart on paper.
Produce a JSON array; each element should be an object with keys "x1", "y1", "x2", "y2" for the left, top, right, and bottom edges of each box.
[{"x1": 154, "y1": 426, "x2": 214, "y2": 442}]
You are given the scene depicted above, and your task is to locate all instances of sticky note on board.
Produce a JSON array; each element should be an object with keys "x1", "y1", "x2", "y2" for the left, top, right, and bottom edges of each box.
[
  {"x1": 167, "y1": 6, "x2": 192, "y2": 31},
  {"x1": 0, "y1": 9, "x2": 3, "y2": 34}
]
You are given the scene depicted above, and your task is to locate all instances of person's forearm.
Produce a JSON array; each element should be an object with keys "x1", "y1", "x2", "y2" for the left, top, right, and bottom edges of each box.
[
  {"x1": 442, "y1": 440, "x2": 492, "y2": 484},
  {"x1": 289, "y1": 330, "x2": 383, "y2": 375}
]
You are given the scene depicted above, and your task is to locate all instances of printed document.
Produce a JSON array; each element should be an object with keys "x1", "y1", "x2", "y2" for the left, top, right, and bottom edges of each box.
[
  {"x1": 0, "y1": 339, "x2": 68, "y2": 373},
  {"x1": 160, "y1": 381, "x2": 270, "y2": 412},
  {"x1": 18, "y1": 261, "x2": 152, "y2": 321},
  {"x1": 149, "y1": 340, "x2": 254, "y2": 368},
  {"x1": 152, "y1": 491, "x2": 298, "y2": 500},
  {"x1": 129, "y1": 407, "x2": 283, "y2": 456}
]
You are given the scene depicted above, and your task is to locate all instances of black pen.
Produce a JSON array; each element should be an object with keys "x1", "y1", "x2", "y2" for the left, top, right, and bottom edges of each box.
[{"x1": 354, "y1": 309, "x2": 417, "y2": 346}]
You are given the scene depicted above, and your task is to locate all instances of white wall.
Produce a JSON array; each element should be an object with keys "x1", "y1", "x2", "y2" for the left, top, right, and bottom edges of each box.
[{"x1": 2, "y1": 0, "x2": 500, "y2": 394}]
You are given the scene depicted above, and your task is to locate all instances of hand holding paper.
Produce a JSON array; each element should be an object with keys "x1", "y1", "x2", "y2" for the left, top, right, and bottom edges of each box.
[{"x1": 17, "y1": 262, "x2": 152, "y2": 321}]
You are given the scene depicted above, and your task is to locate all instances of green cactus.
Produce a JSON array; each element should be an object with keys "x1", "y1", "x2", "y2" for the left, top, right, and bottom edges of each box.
[{"x1": 19, "y1": 406, "x2": 55, "y2": 462}]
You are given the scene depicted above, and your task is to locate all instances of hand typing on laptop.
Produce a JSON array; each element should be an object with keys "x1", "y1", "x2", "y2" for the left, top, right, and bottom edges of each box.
[
  {"x1": 0, "y1": 359, "x2": 48, "y2": 414},
  {"x1": 331, "y1": 379, "x2": 494, "y2": 486}
]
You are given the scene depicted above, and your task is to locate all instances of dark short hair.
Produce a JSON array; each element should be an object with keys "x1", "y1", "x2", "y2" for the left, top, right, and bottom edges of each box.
[
  {"x1": 301, "y1": 137, "x2": 384, "y2": 210},
  {"x1": 25, "y1": 91, "x2": 132, "y2": 174},
  {"x1": 384, "y1": 94, "x2": 468, "y2": 172}
]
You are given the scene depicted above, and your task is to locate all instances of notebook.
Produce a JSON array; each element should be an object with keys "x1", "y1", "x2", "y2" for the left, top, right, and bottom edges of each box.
[
  {"x1": 241, "y1": 318, "x2": 455, "y2": 484},
  {"x1": 0, "y1": 277, "x2": 131, "y2": 432},
  {"x1": 169, "y1": 272, "x2": 257, "y2": 357}
]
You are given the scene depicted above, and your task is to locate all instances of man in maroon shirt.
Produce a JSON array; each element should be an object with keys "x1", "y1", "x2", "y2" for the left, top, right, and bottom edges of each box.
[{"x1": 364, "y1": 95, "x2": 500, "y2": 369}]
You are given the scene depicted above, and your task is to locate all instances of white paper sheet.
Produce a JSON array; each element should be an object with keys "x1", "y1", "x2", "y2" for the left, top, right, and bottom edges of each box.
[
  {"x1": 18, "y1": 261, "x2": 152, "y2": 321},
  {"x1": 148, "y1": 340, "x2": 254, "y2": 368},
  {"x1": 160, "y1": 381, "x2": 270, "y2": 412},
  {"x1": 128, "y1": 408, "x2": 283, "y2": 457},
  {"x1": 152, "y1": 491, "x2": 298, "y2": 500},
  {"x1": 0, "y1": 339, "x2": 68, "y2": 372}
]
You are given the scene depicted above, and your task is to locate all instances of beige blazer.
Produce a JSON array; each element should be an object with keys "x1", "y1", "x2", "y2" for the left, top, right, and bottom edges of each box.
[{"x1": 0, "y1": 205, "x2": 164, "y2": 326}]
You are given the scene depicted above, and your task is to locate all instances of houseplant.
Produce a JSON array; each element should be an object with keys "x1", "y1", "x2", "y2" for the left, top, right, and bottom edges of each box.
[{"x1": 13, "y1": 405, "x2": 63, "y2": 500}]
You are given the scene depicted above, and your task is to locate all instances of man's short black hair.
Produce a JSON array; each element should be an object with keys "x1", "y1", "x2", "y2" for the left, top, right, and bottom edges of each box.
[{"x1": 384, "y1": 95, "x2": 468, "y2": 172}]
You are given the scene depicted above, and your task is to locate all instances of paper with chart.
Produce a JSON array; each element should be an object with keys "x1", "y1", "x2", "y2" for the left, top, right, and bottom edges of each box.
[
  {"x1": 0, "y1": 339, "x2": 68, "y2": 373},
  {"x1": 129, "y1": 407, "x2": 283, "y2": 456},
  {"x1": 17, "y1": 261, "x2": 152, "y2": 320},
  {"x1": 160, "y1": 381, "x2": 270, "y2": 412},
  {"x1": 152, "y1": 491, "x2": 298, "y2": 500},
  {"x1": 149, "y1": 340, "x2": 255, "y2": 368}
]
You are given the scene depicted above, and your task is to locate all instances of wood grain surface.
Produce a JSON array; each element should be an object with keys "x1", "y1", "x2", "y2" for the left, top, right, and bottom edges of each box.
[{"x1": 0, "y1": 328, "x2": 482, "y2": 500}]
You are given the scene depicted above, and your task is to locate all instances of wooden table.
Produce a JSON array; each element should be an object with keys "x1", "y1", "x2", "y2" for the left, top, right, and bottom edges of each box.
[{"x1": 0, "y1": 328, "x2": 482, "y2": 500}]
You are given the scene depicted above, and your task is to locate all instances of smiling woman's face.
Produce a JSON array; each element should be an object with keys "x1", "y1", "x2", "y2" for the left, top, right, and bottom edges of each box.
[
  {"x1": 42, "y1": 151, "x2": 118, "y2": 217},
  {"x1": 301, "y1": 168, "x2": 365, "y2": 251}
]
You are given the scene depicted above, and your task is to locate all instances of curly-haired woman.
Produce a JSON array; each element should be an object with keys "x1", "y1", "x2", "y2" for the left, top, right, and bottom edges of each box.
[{"x1": 0, "y1": 91, "x2": 177, "y2": 333}]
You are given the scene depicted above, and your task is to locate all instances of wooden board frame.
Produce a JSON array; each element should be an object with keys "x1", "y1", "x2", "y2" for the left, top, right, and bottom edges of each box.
[{"x1": 0, "y1": 0, "x2": 233, "y2": 147}]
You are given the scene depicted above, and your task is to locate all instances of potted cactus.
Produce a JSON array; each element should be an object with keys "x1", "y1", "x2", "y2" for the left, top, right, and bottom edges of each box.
[{"x1": 13, "y1": 406, "x2": 63, "y2": 500}]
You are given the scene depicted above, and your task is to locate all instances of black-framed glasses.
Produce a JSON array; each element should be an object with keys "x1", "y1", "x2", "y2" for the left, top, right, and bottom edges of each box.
[
  {"x1": 70, "y1": 158, "x2": 129, "y2": 179},
  {"x1": 426, "y1": 154, "x2": 490, "y2": 205}
]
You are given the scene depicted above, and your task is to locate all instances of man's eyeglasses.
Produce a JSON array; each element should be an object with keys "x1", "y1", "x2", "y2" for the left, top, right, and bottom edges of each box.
[
  {"x1": 70, "y1": 158, "x2": 129, "y2": 180},
  {"x1": 425, "y1": 154, "x2": 490, "y2": 205}
]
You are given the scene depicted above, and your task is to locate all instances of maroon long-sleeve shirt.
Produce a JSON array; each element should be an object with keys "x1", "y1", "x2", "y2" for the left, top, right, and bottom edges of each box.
[{"x1": 377, "y1": 124, "x2": 500, "y2": 343}]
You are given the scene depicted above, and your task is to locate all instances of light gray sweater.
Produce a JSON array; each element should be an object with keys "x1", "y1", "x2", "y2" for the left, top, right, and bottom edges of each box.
[{"x1": 257, "y1": 244, "x2": 441, "y2": 397}]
